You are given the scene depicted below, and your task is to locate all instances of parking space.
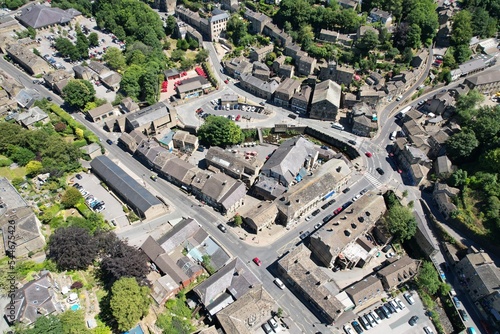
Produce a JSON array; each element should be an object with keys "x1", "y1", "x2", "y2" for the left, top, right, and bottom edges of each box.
[
  {"x1": 341, "y1": 291, "x2": 436, "y2": 334},
  {"x1": 72, "y1": 172, "x2": 129, "y2": 228},
  {"x1": 34, "y1": 16, "x2": 121, "y2": 100},
  {"x1": 196, "y1": 102, "x2": 270, "y2": 124}
]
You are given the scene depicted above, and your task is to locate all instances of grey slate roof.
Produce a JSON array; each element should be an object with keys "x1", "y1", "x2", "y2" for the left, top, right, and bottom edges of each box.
[
  {"x1": 126, "y1": 101, "x2": 171, "y2": 129},
  {"x1": 90, "y1": 156, "x2": 162, "y2": 215},
  {"x1": 157, "y1": 218, "x2": 207, "y2": 254},
  {"x1": 17, "y1": 5, "x2": 81, "y2": 29},
  {"x1": 261, "y1": 136, "x2": 316, "y2": 185},
  {"x1": 311, "y1": 79, "x2": 341, "y2": 107},
  {"x1": 194, "y1": 257, "x2": 260, "y2": 306}
]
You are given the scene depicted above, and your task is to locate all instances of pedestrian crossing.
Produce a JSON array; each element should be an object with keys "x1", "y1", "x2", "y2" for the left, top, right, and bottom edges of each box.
[{"x1": 365, "y1": 172, "x2": 383, "y2": 188}]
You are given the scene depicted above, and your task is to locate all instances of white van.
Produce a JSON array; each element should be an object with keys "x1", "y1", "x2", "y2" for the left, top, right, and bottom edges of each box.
[
  {"x1": 332, "y1": 123, "x2": 344, "y2": 130},
  {"x1": 274, "y1": 278, "x2": 285, "y2": 289},
  {"x1": 390, "y1": 131, "x2": 397, "y2": 140}
]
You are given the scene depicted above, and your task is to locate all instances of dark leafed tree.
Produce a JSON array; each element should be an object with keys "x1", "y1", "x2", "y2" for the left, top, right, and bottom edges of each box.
[
  {"x1": 98, "y1": 232, "x2": 149, "y2": 286},
  {"x1": 48, "y1": 227, "x2": 98, "y2": 271}
]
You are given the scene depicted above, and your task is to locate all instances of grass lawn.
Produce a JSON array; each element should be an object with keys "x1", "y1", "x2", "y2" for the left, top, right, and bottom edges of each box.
[{"x1": 0, "y1": 166, "x2": 27, "y2": 179}]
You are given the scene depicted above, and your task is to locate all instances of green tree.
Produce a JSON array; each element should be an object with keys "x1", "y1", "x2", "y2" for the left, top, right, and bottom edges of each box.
[
  {"x1": 54, "y1": 37, "x2": 78, "y2": 59},
  {"x1": 26, "y1": 314, "x2": 62, "y2": 334},
  {"x1": 120, "y1": 65, "x2": 143, "y2": 100},
  {"x1": 234, "y1": 214, "x2": 243, "y2": 227},
  {"x1": 170, "y1": 49, "x2": 186, "y2": 62},
  {"x1": 180, "y1": 58, "x2": 195, "y2": 70},
  {"x1": 198, "y1": 116, "x2": 244, "y2": 147},
  {"x1": 454, "y1": 44, "x2": 472, "y2": 64},
  {"x1": 443, "y1": 48, "x2": 457, "y2": 69},
  {"x1": 355, "y1": 30, "x2": 379, "y2": 55},
  {"x1": 103, "y1": 47, "x2": 126, "y2": 71},
  {"x1": 88, "y1": 32, "x2": 99, "y2": 47},
  {"x1": 110, "y1": 277, "x2": 151, "y2": 332},
  {"x1": 59, "y1": 310, "x2": 90, "y2": 334},
  {"x1": 450, "y1": 169, "x2": 468, "y2": 188},
  {"x1": 176, "y1": 38, "x2": 189, "y2": 51},
  {"x1": 195, "y1": 49, "x2": 210, "y2": 63},
  {"x1": 383, "y1": 205, "x2": 417, "y2": 242},
  {"x1": 226, "y1": 14, "x2": 249, "y2": 46},
  {"x1": 26, "y1": 160, "x2": 43, "y2": 177},
  {"x1": 446, "y1": 130, "x2": 479, "y2": 161},
  {"x1": 455, "y1": 89, "x2": 484, "y2": 122},
  {"x1": 417, "y1": 261, "x2": 441, "y2": 295},
  {"x1": 8, "y1": 146, "x2": 35, "y2": 166},
  {"x1": 471, "y1": 7, "x2": 497, "y2": 38},
  {"x1": 451, "y1": 10, "x2": 473, "y2": 46},
  {"x1": 62, "y1": 80, "x2": 96, "y2": 109},
  {"x1": 406, "y1": 24, "x2": 422, "y2": 49},
  {"x1": 165, "y1": 15, "x2": 177, "y2": 36},
  {"x1": 61, "y1": 187, "x2": 83, "y2": 208}
]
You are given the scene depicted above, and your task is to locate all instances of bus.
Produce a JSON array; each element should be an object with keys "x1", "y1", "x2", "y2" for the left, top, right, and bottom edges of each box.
[{"x1": 396, "y1": 106, "x2": 412, "y2": 119}]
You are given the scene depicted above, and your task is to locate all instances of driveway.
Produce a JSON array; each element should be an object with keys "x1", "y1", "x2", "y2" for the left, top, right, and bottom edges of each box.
[{"x1": 73, "y1": 172, "x2": 129, "y2": 228}]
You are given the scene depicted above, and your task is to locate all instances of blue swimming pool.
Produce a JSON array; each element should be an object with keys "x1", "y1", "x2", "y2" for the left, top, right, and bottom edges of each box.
[{"x1": 70, "y1": 304, "x2": 80, "y2": 311}]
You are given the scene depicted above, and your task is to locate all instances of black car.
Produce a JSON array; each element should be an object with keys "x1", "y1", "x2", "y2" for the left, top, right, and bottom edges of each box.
[
  {"x1": 323, "y1": 214, "x2": 333, "y2": 223},
  {"x1": 47, "y1": 96, "x2": 52, "y2": 101},
  {"x1": 73, "y1": 183, "x2": 80, "y2": 188},
  {"x1": 348, "y1": 140, "x2": 357, "y2": 145},
  {"x1": 342, "y1": 187, "x2": 351, "y2": 194},
  {"x1": 106, "y1": 139, "x2": 113, "y2": 145},
  {"x1": 217, "y1": 224, "x2": 227, "y2": 233},
  {"x1": 311, "y1": 209, "x2": 321, "y2": 217},
  {"x1": 409, "y1": 315, "x2": 419, "y2": 326},
  {"x1": 342, "y1": 201, "x2": 353, "y2": 209},
  {"x1": 351, "y1": 321, "x2": 364, "y2": 334},
  {"x1": 321, "y1": 199, "x2": 336, "y2": 210},
  {"x1": 75, "y1": 174, "x2": 82, "y2": 180},
  {"x1": 376, "y1": 167, "x2": 385, "y2": 175},
  {"x1": 385, "y1": 302, "x2": 396, "y2": 314}
]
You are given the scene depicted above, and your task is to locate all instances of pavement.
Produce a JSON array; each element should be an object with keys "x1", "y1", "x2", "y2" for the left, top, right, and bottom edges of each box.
[{"x1": 2, "y1": 33, "x2": 500, "y2": 333}]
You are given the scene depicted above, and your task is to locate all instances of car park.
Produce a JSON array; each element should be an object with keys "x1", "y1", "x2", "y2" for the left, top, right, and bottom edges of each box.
[
  {"x1": 409, "y1": 315, "x2": 419, "y2": 326},
  {"x1": 217, "y1": 224, "x2": 227, "y2": 232},
  {"x1": 404, "y1": 292, "x2": 416, "y2": 305},
  {"x1": 311, "y1": 209, "x2": 321, "y2": 216}
]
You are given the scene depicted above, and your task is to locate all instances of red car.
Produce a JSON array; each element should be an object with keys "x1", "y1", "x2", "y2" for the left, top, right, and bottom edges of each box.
[
  {"x1": 365, "y1": 152, "x2": 373, "y2": 158},
  {"x1": 252, "y1": 257, "x2": 262, "y2": 266},
  {"x1": 224, "y1": 79, "x2": 229, "y2": 84},
  {"x1": 235, "y1": 114, "x2": 241, "y2": 121},
  {"x1": 333, "y1": 207, "x2": 343, "y2": 215}
]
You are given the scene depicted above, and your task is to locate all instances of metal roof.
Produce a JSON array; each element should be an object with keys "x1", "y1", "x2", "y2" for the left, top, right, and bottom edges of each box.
[{"x1": 90, "y1": 156, "x2": 161, "y2": 216}]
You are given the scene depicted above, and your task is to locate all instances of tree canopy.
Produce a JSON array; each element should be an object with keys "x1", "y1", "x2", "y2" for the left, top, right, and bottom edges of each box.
[
  {"x1": 110, "y1": 277, "x2": 151, "y2": 332},
  {"x1": 383, "y1": 204, "x2": 417, "y2": 242},
  {"x1": 61, "y1": 187, "x2": 83, "y2": 208},
  {"x1": 62, "y1": 80, "x2": 96, "y2": 109},
  {"x1": 446, "y1": 130, "x2": 479, "y2": 162},
  {"x1": 198, "y1": 116, "x2": 244, "y2": 147},
  {"x1": 48, "y1": 227, "x2": 99, "y2": 270},
  {"x1": 417, "y1": 261, "x2": 441, "y2": 295}
]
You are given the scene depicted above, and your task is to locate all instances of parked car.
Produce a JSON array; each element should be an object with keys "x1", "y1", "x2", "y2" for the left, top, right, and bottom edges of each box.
[
  {"x1": 385, "y1": 302, "x2": 396, "y2": 314},
  {"x1": 365, "y1": 152, "x2": 372, "y2": 157},
  {"x1": 342, "y1": 187, "x2": 351, "y2": 193},
  {"x1": 409, "y1": 315, "x2": 419, "y2": 326},
  {"x1": 395, "y1": 297, "x2": 406, "y2": 310},
  {"x1": 375, "y1": 307, "x2": 386, "y2": 319},
  {"x1": 106, "y1": 139, "x2": 113, "y2": 145},
  {"x1": 321, "y1": 199, "x2": 336, "y2": 210},
  {"x1": 379, "y1": 305, "x2": 391, "y2": 318},
  {"x1": 351, "y1": 320, "x2": 364, "y2": 334},
  {"x1": 352, "y1": 194, "x2": 361, "y2": 202},
  {"x1": 358, "y1": 316, "x2": 371, "y2": 330},
  {"x1": 268, "y1": 317, "x2": 279, "y2": 330},
  {"x1": 322, "y1": 215, "x2": 333, "y2": 223},
  {"x1": 314, "y1": 223, "x2": 322, "y2": 230},
  {"x1": 453, "y1": 296, "x2": 462, "y2": 308},
  {"x1": 459, "y1": 309, "x2": 469, "y2": 321},
  {"x1": 423, "y1": 326, "x2": 435, "y2": 334},
  {"x1": 311, "y1": 209, "x2": 321, "y2": 216},
  {"x1": 75, "y1": 174, "x2": 82, "y2": 180},
  {"x1": 262, "y1": 322, "x2": 272, "y2": 334},
  {"x1": 348, "y1": 139, "x2": 357, "y2": 145},
  {"x1": 343, "y1": 324, "x2": 355, "y2": 334},
  {"x1": 273, "y1": 278, "x2": 285, "y2": 290},
  {"x1": 369, "y1": 311, "x2": 381, "y2": 324},
  {"x1": 404, "y1": 292, "x2": 416, "y2": 305},
  {"x1": 365, "y1": 313, "x2": 377, "y2": 326},
  {"x1": 299, "y1": 231, "x2": 311, "y2": 240},
  {"x1": 305, "y1": 215, "x2": 312, "y2": 222},
  {"x1": 389, "y1": 300, "x2": 401, "y2": 312}
]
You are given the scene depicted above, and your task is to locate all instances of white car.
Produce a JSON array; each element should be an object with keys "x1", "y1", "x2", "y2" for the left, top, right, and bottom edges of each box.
[
  {"x1": 305, "y1": 216, "x2": 312, "y2": 222},
  {"x1": 395, "y1": 297, "x2": 406, "y2": 310},
  {"x1": 369, "y1": 310, "x2": 381, "y2": 324},
  {"x1": 343, "y1": 324, "x2": 354, "y2": 334},
  {"x1": 352, "y1": 194, "x2": 361, "y2": 202}
]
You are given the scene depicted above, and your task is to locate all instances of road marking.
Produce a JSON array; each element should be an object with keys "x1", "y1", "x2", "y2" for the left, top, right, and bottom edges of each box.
[{"x1": 365, "y1": 173, "x2": 383, "y2": 188}]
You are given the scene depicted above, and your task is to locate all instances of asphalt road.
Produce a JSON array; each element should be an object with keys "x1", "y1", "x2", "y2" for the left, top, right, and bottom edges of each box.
[{"x1": 3, "y1": 41, "x2": 499, "y2": 333}]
